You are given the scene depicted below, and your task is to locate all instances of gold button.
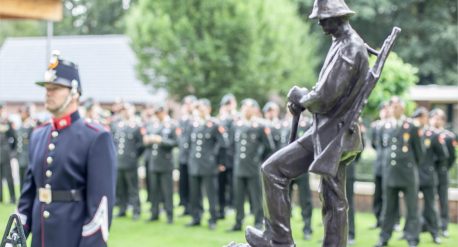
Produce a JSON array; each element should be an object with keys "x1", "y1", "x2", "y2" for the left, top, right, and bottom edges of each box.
[
  {"x1": 48, "y1": 143, "x2": 55, "y2": 151},
  {"x1": 51, "y1": 131, "x2": 59, "y2": 138},
  {"x1": 46, "y1": 170, "x2": 52, "y2": 178},
  {"x1": 43, "y1": 210, "x2": 50, "y2": 218},
  {"x1": 47, "y1": 157, "x2": 53, "y2": 165}
]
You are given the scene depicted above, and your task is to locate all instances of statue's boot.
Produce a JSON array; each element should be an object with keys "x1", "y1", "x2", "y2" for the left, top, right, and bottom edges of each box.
[{"x1": 246, "y1": 226, "x2": 295, "y2": 247}]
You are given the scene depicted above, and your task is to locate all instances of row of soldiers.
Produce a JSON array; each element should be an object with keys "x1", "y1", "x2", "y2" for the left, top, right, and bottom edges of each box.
[
  {"x1": 371, "y1": 96, "x2": 457, "y2": 247},
  {"x1": 106, "y1": 94, "x2": 316, "y2": 236}
]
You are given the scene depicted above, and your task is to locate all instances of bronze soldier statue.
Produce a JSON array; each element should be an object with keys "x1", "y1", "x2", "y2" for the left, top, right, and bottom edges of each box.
[{"x1": 245, "y1": 0, "x2": 400, "y2": 246}]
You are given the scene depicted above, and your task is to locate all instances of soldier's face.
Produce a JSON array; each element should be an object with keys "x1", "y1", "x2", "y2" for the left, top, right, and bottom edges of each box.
[
  {"x1": 45, "y1": 84, "x2": 71, "y2": 113},
  {"x1": 390, "y1": 102, "x2": 404, "y2": 119},
  {"x1": 430, "y1": 115, "x2": 444, "y2": 128},
  {"x1": 380, "y1": 107, "x2": 389, "y2": 119}
]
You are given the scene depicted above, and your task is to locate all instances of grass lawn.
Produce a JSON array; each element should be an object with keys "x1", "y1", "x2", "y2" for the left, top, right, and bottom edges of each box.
[{"x1": 0, "y1": 192, "x2": 456, "y2": 246}]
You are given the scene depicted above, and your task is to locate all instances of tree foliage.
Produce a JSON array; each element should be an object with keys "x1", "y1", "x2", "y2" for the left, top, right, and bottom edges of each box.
[
  {"x1": 0, "y1": 20, "x2": 44, "y2": 45},
  {"x1": 54, "y1": 0, "x2": 136, "y2": 35},
  {"x1": 364, "y1": 52, "x2": 419, "y2": 118},
  {"x1": 126, "y1": 0, "x2": 319, "y2": 106},
  {"x1": 294, "y1": 0, "x2": 457, "y2": 85}
]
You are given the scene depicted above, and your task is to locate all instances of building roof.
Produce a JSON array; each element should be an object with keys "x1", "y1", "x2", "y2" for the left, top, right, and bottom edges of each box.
[
  {"x1": 0, "y1": 35, "x2": 162, "y2": 104},
  {"x1": 409, "y1": 85, "x2": 458, "y2": 103}
]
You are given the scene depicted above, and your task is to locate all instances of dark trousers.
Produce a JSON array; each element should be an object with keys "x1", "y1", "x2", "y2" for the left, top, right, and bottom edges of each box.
[
  {"x1": 148, "y1": 171, "x2": 173, "y2": 220},
  {"x1": 178, "y1": 163, "x2": 190, "y2": 211},
  {"x1": 436, "y1": 169, "x2": 449, "y2": 231},
  {"x1": 291, "y1": 173, "x2": 313, "y2": 234},
  {"x1": 419, "y1": 185, "x2": 439, "y2": 236},
  {"x1": 116, "y1": 169, "x2": 141, "y2": 215},
  {"x1": 189, "y1": 175, "x2": 218, "y2": 223},
  {"x1": 234, "y1": 176, "x2": 263, "y2": 226},
  {"x1": 373, "y1": 174, "x2": 383, "y2": 226},
  {"x1": 379, "y1": 184, "x2": 419, "y2": 245},
  {"x1": 346, "y1": 177, "x2": 355, "y2": 240},
  {"x1": 0, "y1": 156, "x2": 15, "y2": 203},
  {"x1": 145, "y1": 160, "x2": 151, "y2": 203},
  {"x1": 218, "y1": 168, "x2": 233, "y2": 216},
  {"x1": 259, "y1": 139, "x2": 348, "y2": 246}
]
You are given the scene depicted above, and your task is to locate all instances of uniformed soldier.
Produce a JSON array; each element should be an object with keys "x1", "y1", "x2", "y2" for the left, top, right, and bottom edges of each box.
[
  {"x1": 228, "y1": 99, "x2": 274, "y2": 231},
  {"x1": 186, "y1": 99, "x2": 226, "y2": 230},
  {"x1": 429, "y1": 108, "x2": 457, "y2": 238},
  {"x1": 16, "y1": 104, "x2": 36, "y2": 190},
  {"x1": 143, "y1": 104, "x2": 177, "y2": 223},
  {"x1": 83, "y1": 98, "x2": 102, "y2": 124},
  {"x1": 370, "y1": 102, "x2": 389, "y2": 228},
  {"x1": 16, "y1": 52, "x2": 116, "y2": 247},
  {"x1": 263, "y1": 101, "x2": 282, "y2": 155},
  {"x1": 0, "y1": 101, "x2": 17, "y2": 204},
  {"x1": 412, "y1": 107, "x2": 446, "y2": 244},
  {"x1": 112, "y1": 103, "x2": 143, "y2": 220},
  {"x1": 177, "y1": 95, "x2": 197, "y2": 215},
  {"x1": 217, "y1": 93, "x2": 238, "y2": 219},
  {"x1": 375, "y1": 97, "x2": 423, "y2": 247},
  {"x1": 141, "y1": 103, "x2": 156, "y2": 204}
]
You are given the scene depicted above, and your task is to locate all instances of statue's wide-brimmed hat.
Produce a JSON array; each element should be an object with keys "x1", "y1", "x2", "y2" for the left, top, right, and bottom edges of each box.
[{"x1": 309, "y1": 0, "x2": 355, "y2": 19}]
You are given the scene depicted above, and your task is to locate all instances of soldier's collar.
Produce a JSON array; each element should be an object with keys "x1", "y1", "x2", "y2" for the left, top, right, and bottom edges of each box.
[{"x1": 52, "y1": 111, "x2": 80, "y2": 130}]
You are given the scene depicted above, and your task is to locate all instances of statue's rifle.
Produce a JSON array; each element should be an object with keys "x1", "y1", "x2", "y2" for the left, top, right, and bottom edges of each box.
[{"x1": 348, "y1": 26, "x2": 401, "y2": 133}]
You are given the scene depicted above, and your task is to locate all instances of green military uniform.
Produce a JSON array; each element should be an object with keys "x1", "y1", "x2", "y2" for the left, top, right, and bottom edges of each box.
[
  {"x1": 418, "y1": 127, "x2": 448, "y2": 241},
  {"x1": 112, "y1": 120, "x2": 143, "y2": 218},
  {"x1": 141, "y1": 120, "x2": 153, "y2": 204},
  {"x1": 144, "y1": 118, "x2": 177, "y2": 223},
  {"x1": 0, "y1": 115, "x2": 16, "y2": 203},
  {"x1": 231, "y1": 118, "x2": 274, "y2": 229},
  {"x1": 187, "y1": 117, "x2": 226, "y2": 228},
  {"x1": 177, "y1": 116, "x2": 193, "y2": 213},
  {"x1": 16, "y1": 118, "x2": 35, "y2": 190},
  {"x1": 435, "y1": 129, "x2": 457, "y2": 235},
  {"x1": 378, "y1": 118, "x2": 422, "y2": 246},
  {"x1": 218, "y1": 114, "x2": 236, "y2": 218}
]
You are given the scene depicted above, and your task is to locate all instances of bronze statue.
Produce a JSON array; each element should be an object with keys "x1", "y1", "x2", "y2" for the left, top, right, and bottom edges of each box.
[{"x1": 244, "y1": 0, "x2": 400, "y2": 246}]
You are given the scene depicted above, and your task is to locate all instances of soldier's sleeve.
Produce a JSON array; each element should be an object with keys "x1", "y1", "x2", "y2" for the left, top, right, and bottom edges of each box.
[
  {"x1": 214, "y1": 124, "x2": 227, "y2": 166},
  {"x1": 444, "y1": 132, "x2": 456, "y2": 169},
  {"x1": 159, "y1": 125, "x2": 178, "y2": 149},
  {"x1": 370, "y1": 122, "x2": 378, "y2": 149},
  {"x1": 301, "y1": 44, "x2": 363, "y2": 113},
  {"x1": 432, "y1": 132, "x2": 449, "y2": 167},
  {"x1": 261, "y1": 125, "x2": 275, "y2": 159},
  {"x1": 80, "y1": 131, "x2": 116, "y2": 247},
  {"x1": 7, "y1": 121, "x2": 17, "y2": 151},
  {"x1": 16, "y1": 151, "x2": 36, "y2": 237},
  {"x1": 410, "y1": 125, "x2": 423, "y2": 165},
  {"x1": 134, "y1": 127, "x2": 145, "y2": 157}
]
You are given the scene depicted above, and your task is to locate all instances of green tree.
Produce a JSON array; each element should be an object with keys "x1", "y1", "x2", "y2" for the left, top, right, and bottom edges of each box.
[
  {"x1": 294, "y1": 0, "x2": 457, "y2": 85},
  {"x1": 126, "y1": 0, "x2": 318, "y2": 106},
  {"x1": 0, "y1": 20, "x2": 44, "y2": 45},
  {"x1": 54, "y1": 0, "x2": 136, "y2": 35},
  {"x1": 364, "y1": 52, "x2": 419, "y2": 118}
]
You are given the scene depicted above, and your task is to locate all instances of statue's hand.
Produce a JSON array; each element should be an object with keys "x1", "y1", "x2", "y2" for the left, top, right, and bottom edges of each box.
[{"x1": 287, "y1": 86, "x2": 308, "y2": 115}]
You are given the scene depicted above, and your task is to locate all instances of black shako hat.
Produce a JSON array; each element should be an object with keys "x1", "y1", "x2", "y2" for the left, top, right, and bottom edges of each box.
[{"x1": 36, "y1": 50, "x2": 82, "y2": 95}]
